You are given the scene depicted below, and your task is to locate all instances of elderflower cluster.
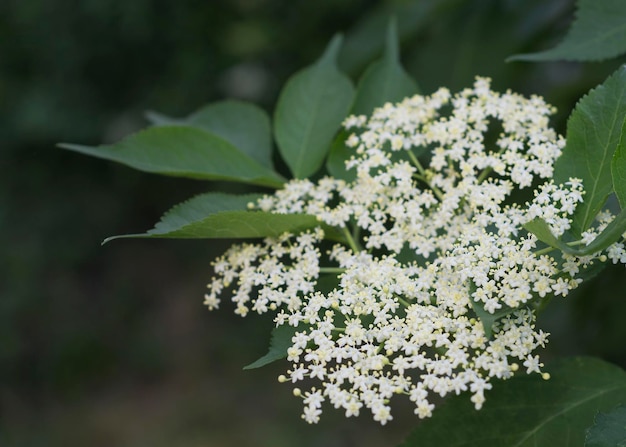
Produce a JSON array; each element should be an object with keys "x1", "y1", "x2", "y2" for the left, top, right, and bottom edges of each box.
[{"x1": 205, "y1": 78, "x2": 620, "y2": 424}]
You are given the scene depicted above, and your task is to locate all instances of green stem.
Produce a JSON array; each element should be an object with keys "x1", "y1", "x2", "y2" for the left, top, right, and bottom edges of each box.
[
  {"x1": 407, "y1": 150, "x2": 426, "y2": 175},
  {"x1": 534, "y1": 246, "x2": 556, "y2": 256},
  {"x1": 342, "y1": 226, "x2": 362, "y2": 253},
  {"x1": 407, "y1": 150, "x2": 445, "y2": 200},
  {"x1": 476, "y1": 146, "x2": 506, "y2": 183},
  {"x1": 397, "y1": 296, "x2": 412, "y2": 308},
  {"x1": 352, "y1": 223, "x2": 361, "y2": 243},
  {"x1": 534, "y1": 239, "x2": 587, "y2": 257},
  {"x1": 319, "y1": 267, "x2": 346, "y2": 274},
  {"x1": 476, "y1": 166, "x2": 493, "y2": 184},
  {"x1": 568, "y1": 240, "x2": 587, "y2": 246}
]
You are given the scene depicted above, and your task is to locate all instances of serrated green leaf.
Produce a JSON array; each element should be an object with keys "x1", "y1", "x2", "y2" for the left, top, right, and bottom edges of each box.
[
  {"x1": 125, "y1": 192, "x2": 260, "y2": 238},
  {"x1": 508, "y1": 0, "x2": 626, "y2": 62},
  {"x1": 127, "y1": 211, "x2": 324, "y2": 240},
  {"x1": 585, "y1": 405, "x2": 626, "y2": 447},
  {"x1": 611, "y1": 118, "x2": 626, "y2": 209},
  {"x1": 103, "y1": 191, "x2": 341, "y2": 243},
  {"x1": 554, "y1": 65, "x2": 626, "y2": 237},
  {"x1": 351, "y1": 17, "x2": 419, "y2": 116},
  {"x1": 400, "y1": 357, "x2": 626, "y2": 447},
  {"x1": 60, "y1": 126, "x2": 285, "y2": 188},
  {"x1": 146, "y1": 100, "x2": 273, "y2": 169},
  {"x1": 274, "y1": 34, "x2": 355, "y2": 179},
  {"x1": 243, "y1": 324, "x2": 300, "y2": 370}
]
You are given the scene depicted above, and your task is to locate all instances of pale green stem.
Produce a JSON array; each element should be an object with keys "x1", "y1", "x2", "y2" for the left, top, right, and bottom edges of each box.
[
  {"x1": 534, "y1": 239, "x2": 586, "y2": 256},
  {"x1": 407, "y1": 150, "x2": 445, "y2": 200},
  {"x1": 476, "y1": 166, "x2": 493, "y2": 184},
  {"x1": 352, "y1": 223, "x2": 361, "y2": 243},
  {"x1": 342, "y1": 226, "x2": 362, "y2": 253},
  {"x1": 534, "y1": 246, "x2": 555, "y2": 256},
  {"x1": 568, "y1": 240, "x2": 587, "y2": 246},
  {"x1": 319, "y1": 267, "x2": 346, "y2": 274},
  {"x1": 476, "y1": 146, "x2": 507, "y2": 184},
  {"x1": 397, "y1": 296, "x2": 412, "y2": 308},
  {"x1": 407, "y1": 150, "x2": 426, "y2": 175}
]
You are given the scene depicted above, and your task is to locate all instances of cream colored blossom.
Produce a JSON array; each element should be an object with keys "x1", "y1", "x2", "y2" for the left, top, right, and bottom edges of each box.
[{"x1": 205, "y1": 77, "x2": 624, "y2": 424}]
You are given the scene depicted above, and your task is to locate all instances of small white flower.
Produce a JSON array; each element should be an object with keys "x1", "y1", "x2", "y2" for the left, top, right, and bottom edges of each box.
[{"x1": 204, "y1": 77, "x2": 621, "y2": 424}]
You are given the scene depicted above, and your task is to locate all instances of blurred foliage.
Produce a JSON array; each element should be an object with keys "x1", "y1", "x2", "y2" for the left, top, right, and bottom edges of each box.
[{"x1": 1, "y1": 0, "x2": 626, "y2": 445}]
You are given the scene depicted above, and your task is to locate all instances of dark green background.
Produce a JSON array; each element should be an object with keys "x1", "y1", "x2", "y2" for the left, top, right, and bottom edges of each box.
[{"x1": 2, "y1": 0, "x2": 625, "y2": 445}]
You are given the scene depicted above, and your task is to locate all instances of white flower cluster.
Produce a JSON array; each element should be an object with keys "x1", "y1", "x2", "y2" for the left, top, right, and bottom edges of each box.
[
  {"x1": 204, "y1": 229, "x2": 324, "y2": 317},
  {"x1": 205, "y1": 78, "x2": 616, "y2": 424}
]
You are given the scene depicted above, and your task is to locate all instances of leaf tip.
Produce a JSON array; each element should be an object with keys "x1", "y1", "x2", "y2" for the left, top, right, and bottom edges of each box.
[
  {"x1": 504, "y1": 54, "x2": 522, "y2": 63},
  {"x1": 320, "y1": 33, "x2": 345, "y2": 66},
  {"x1": 57, "y1": 142, "x2": 85, "y2": 151},
  {"x1": 102, "y1": 233, "x2": 145, "y2": 245},
  {"x1": 101, "y1": 235, "x2": 118, "y2": 245},
  {"x1": 385, "y1": 16, "x2": 400, "y2": 61}
]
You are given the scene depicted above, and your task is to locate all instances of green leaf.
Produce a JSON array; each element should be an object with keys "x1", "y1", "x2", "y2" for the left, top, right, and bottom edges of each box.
[
  {"x1": 524, "y1": 210, "x2": 626, "y2": 257},
  {"x1": 400, "y1": 357, "x2": 626, "y2": 447},
  {"x1": 585, "y1": 405, "x2": 626, "y2": 447},
  {"x1": 116, "y1": 192, "x2": 260, "y2": 240},
  {"x1": 508, "y1": 0, "x2": 626, "y2": 62},
  {"x1": 146, "y1": 100, "x2": 274, "y2": 169},
  {"x1": 554, "y1": 65, "x2": 626, "y2": 237},
  {"x1": 60, "y1": 125, "x2": 285, "y2": 188},
  {"x1": 144, "y1": 111, "x2": 180, "y2": 127},
  {"x1": 274, "y1": 34, "x2": 355, "y2": 179},
  {"x1": 351, "y1": 17, "x2": 419, "y2": 116},
  {"x1": 577, "y1": 208, "x2": 626, "y2": 254},
  {"x1": 469, "y1": 292, "x2": 517, "y2": 340},
  {"x1": 338, "y1": 0, "x2": 452, "y2": 75},
  {"x1": 523, "y1": 218, "x2": 573, "y2": 252},
  {"x1": 611, "y1": 118, "x2": 626, "y2": 209},
  {"x1": 468, "y1": 282, "x2": 518, "y2": 340},
  {"x1": 129, "y1": 211, "x2": 324, "y2": 240},
  {"x1": 243, "y1": 324, "x2": 300, "y2": 370},
  {"x1": 102, "y1": 192, "x2": 342, "y2": 243},
  {"x1": 326, "y1": 130, "x2": 357, "y2": 182}
]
